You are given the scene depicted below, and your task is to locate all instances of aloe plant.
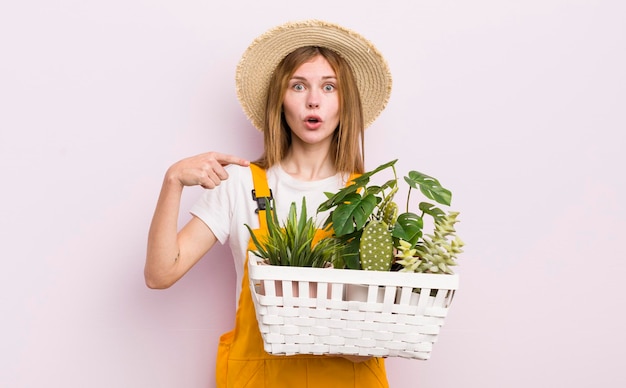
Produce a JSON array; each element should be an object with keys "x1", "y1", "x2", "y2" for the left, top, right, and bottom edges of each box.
[
  {"x1": 246, "y1": 197, "x2": 340, "y2": 268},
  {"x1": 317, "y1": 159, "x2": 463, "y2": 273}
]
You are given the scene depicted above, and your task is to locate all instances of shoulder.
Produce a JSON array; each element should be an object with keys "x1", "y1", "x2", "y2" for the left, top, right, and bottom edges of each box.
[
  {"x1": 193, "y1": 164, "x2": 253, "y2": 206},
  {"x1": 190, "y1": 164, "x2": 255, "y2": 215},
  {"x1": 225, "y1": 163, "x2": 252, "y2": 179},
  {"x1": 222, "y1": 164, "x2": 253, "y2": 189}
]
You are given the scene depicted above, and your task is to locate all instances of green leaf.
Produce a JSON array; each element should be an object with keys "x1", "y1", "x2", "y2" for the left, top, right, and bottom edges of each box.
[
  {"x1": 392, "y1": 212, "x2": 424, "y2": 246},
  {"x1": 331, "y1": 193, "x2": 378, "y2": 236},
  {"x1": 340, "y1": 234, "x2": 362, "y2": 269},
  {"x1": 317, "y1": 183, "x2": 360, "y2": 213},
  {"x1": 297, "y1": 198, "x2": 307, "y2": 237},
  {"x1": 404, "y1": 170, "x2": 452, "y2": 206},
  {"x1": 350, "y1": 159, "x2": 397, "y2": 187},
  {"x1": 317, "y1": 160, "x2": 397, "y2": 212},
  {"x1": 380, "y1": 178, "x2": 398, "y2": 192},
  {"x1": 418, "y1": 202, "x2": 446, "y2": 220}
]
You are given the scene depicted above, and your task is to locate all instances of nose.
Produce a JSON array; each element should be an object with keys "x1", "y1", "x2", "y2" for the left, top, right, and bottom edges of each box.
[{"x1": 307, "y1": 90, "x2": 320, "y2": 109}]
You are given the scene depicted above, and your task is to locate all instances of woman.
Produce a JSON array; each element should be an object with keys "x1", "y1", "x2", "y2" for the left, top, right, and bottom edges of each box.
[{"x1": 145, "y1": 20, "x2": 392, "y2": 387}]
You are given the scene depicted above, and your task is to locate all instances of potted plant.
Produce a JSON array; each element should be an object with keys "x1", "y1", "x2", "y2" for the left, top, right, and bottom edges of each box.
[
  {"x1": 246, "y1": 198, "x2": 340, "y2": 298},
  {"x1": 247, "y1": 197, "x2": 341, "y2": 268}
]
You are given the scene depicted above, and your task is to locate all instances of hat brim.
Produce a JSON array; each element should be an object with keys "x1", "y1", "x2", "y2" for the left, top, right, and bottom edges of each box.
[{"x1": 236, "y1": 19, "x2": 392, "y2": 131}]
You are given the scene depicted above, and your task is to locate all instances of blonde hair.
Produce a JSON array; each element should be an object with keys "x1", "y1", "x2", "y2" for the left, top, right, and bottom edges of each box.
[{"x1": 254, "y1": 46, "x2": 365, "y2": 174}]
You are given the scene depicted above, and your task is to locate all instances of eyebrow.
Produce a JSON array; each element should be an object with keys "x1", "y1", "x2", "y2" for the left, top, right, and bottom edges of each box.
[{"x1": 290, "y1": 75, "x2": 337, "y2": 81}]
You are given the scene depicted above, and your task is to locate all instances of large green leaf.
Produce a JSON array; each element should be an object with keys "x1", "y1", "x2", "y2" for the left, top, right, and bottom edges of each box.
[
  {"x1": 392, "y1": 212, "x2": 424, "y2": 246},
  {"x1": 317, "y1": 184, "x2": 360, "y2": 212},
  {"x1": 317, "y1": 160, "x2": 398, "y2": 232},
  {"x1": 331, "y1": 193, "x2": 378, "y2": 236},
  {"x1": 317, "y1": 160, "x2": 397, "y2": 214},
  {"x1": 404, "y1": 170, "x2": 452, "y2": 206}
]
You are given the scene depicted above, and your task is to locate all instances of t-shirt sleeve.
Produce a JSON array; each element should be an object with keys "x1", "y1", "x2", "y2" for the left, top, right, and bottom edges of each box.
[{"x1": 189, "y1": 166, "x2": 239, "y2": 245}]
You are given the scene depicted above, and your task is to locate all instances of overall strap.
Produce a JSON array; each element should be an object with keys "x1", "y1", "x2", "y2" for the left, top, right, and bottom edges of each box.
[{"x1": 249, "y1": 163, "x2": 273, "y2": 231}]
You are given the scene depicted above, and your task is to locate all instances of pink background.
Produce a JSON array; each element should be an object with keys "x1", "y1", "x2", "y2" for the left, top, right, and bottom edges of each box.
[{"x1": 2, "y1": 1, "x2": 625, "y2": 387}]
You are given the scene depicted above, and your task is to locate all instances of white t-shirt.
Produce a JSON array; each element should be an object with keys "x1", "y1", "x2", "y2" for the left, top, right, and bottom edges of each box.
[{"x1": 190, "y1": 164, "x2": 349, "y2": 300}]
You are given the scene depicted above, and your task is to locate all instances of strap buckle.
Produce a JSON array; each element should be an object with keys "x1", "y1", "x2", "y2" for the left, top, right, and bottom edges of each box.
[{"x1": 251, "y1": 189, "x2": 273, "y2": 213}]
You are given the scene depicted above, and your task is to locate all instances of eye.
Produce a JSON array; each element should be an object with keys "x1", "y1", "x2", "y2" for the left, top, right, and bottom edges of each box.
[
  {"x1": 323, "y1": 84, "x2": 335, "y2": 92},
  {"x1": 292, "y1": 83, "x2": 305, "y2": 91}
]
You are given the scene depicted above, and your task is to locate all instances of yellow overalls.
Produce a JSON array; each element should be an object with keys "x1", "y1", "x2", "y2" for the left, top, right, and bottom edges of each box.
[{"x1": 215, "y1": 164, "x2": 389, "y2": 388}]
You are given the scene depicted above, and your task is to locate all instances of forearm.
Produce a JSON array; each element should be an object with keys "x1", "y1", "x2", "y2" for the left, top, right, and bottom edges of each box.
[{"x1": 145, "y1": 175, "x2": 186, "y2": 288}]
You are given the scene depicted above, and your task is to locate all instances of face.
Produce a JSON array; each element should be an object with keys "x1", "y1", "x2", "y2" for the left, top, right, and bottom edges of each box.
[{"x1": 282, "y1": 55, "x2": 340, "y2": 149}]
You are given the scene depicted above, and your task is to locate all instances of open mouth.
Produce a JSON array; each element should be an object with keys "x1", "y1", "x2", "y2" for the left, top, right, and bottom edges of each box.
[{"x1": 306, "y1": 116, "x2": 321, "y2": 123}]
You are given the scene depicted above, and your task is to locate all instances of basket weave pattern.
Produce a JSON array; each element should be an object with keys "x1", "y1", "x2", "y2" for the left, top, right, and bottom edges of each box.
[{"x1": 248, "y1": 254, "x2": 459, "y2": 360}]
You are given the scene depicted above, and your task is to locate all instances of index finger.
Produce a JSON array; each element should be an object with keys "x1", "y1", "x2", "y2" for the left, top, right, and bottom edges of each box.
[{"x1": 214, "y1": 153, "x2": 250, "y2": 167}]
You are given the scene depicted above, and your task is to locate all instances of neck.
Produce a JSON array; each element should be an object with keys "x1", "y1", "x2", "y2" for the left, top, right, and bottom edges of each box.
[{"x1": 281, "y1": 145, "x2": 336, "y2": 181}]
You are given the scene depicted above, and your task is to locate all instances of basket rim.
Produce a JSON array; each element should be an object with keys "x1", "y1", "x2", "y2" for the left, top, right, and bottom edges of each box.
[{"x1": 248, "y1": 252, "x2": 459, "y2": 290}]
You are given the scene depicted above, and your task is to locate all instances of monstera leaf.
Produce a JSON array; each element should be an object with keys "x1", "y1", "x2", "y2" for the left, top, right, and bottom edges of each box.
[
  {"x1": 404, "y1": 170, "x2": 452, "y2": 206},
  {"x1": 392, "y1": 212, "x2": 423, "y2": 246},
  {"x1": 329, "y1": 193, "x2": 378, "y2": 237}
]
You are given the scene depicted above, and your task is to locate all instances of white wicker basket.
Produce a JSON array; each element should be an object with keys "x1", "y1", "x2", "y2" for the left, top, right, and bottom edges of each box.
[{"x1": 248, "y1": 253, "x2": 459, "y2": 360}]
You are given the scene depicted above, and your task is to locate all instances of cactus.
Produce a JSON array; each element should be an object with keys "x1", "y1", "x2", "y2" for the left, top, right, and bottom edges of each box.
[
  {"x1": 382, "y1": 201, "x2": 398, "y2": 226},
  {"x1": 360, "y1": 220, "x2": 394, "y2": 271}
]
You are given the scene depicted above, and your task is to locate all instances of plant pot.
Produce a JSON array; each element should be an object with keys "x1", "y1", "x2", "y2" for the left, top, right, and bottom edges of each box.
[
  {"x1": 251, "y1": 253, "x2": 332, "y2": 299},
  {"x1": 345, "y1": 283, "x2": 385, "y2": 303}
]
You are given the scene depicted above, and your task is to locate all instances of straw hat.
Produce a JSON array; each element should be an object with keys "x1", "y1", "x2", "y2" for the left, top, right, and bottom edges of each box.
[{"x1": 236, "y1": 19, "x2": 392, "y2": 131}]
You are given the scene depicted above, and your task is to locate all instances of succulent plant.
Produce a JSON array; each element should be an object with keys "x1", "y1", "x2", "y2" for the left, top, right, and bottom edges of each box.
[
  {"x1": 396, "y1": 212, "x2": 464, "y2": 274},
  {"x1": 246, "y1": 197, "x2": 341, "y2": 268}
]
